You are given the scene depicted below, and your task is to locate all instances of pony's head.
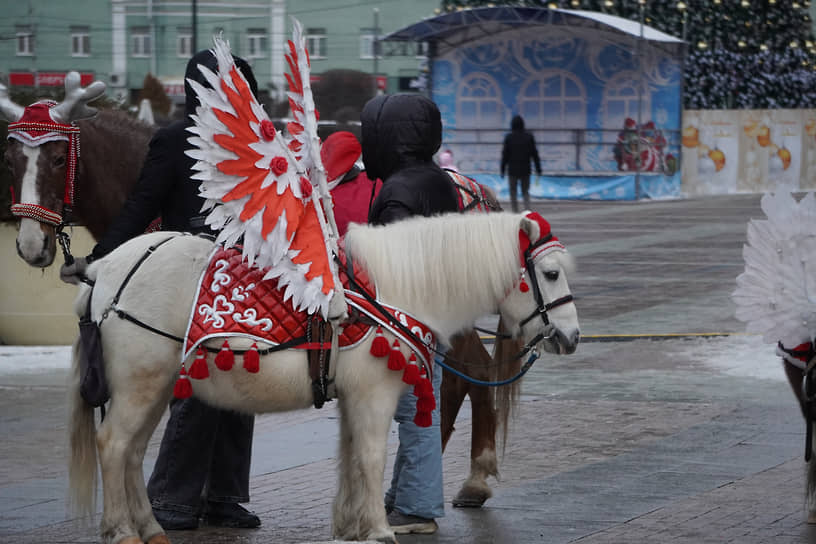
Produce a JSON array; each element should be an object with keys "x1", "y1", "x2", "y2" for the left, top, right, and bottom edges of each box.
[
  {"x1": 1, "y1": 72, "x2": 105, "y2": 267},
  {"x1": 499, "y1": 212, "x2": 580, "y2": 355}
]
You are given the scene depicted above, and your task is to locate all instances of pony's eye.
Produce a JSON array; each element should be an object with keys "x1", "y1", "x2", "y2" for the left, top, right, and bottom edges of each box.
[
  {"x1": 53, "y1": 156, "x2": 66, "y2": 168},
  {"x1": 544, "y1": 270, "x2": 559, "y2": 281}
]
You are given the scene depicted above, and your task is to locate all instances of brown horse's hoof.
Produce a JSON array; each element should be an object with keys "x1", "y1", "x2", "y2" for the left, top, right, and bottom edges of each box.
[
  {"x1": 146, "y1": 534, "x2": 172, "y2": 544},
  {"x1": 808, "y1": 512, "x2": 816, "y2": 524},
  {"x1": 452, "y1": 488, "x2": 490, "y2": 508},
  {"x1": 117, "y1": 538, "x2": 144, "y2": 544}
]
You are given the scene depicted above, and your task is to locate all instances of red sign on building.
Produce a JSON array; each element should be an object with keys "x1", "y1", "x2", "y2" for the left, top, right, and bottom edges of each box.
[{"x1": 8, "y1": 72, "x2": 95, "y2": 87}]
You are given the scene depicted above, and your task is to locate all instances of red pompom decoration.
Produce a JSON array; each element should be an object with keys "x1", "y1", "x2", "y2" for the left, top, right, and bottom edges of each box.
[
  {"x1": 370, "y1": 326, "x2": 389, "y2": 357},
  {"x1": 299, "y1": 176, "x2": 313, "y2": 198},
  {"x1": 260, "y1": 120, "x2": 276, "y2": 141},
  {"x1": 387, "y1": 340, "x2": 407, "y2": 371},
  {"x1": 189, "y1": 348, "x2": 210, "y2": 379},
  {"x1": 173, "y1": 365, "x2": 193, "y2": 399},
  {"x1": 214, "y1": 340, "x2": 235, "y2": 371},
  {"x1": 271, "y1": 156, "x2": 288, "y2": 176},
  {"x1": 243, "y1": 343, "x2": 260, "y2": 373},
  {"x1": 519, "y1": 279, "x2": 530, "y2": 293}
]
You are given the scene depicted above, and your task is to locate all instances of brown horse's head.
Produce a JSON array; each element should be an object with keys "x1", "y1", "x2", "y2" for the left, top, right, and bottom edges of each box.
[{"x1": 1, "y1": 72, "x2": 105, "y2": 267}]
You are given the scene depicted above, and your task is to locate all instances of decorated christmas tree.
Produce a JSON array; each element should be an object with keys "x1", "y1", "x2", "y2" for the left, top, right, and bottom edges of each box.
[{"x1": 438, "y1": 0, "x2": 816, "y2": 109}]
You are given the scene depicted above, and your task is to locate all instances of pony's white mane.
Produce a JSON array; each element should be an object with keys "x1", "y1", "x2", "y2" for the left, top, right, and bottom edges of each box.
[{"x1": 344, "y1": 212, "x2": 526, "y2": 342}]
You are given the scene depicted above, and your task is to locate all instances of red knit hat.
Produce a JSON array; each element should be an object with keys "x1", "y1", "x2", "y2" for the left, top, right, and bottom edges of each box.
[{"x1": 321, "y1": 131, "x2": 361, "y2": 182}]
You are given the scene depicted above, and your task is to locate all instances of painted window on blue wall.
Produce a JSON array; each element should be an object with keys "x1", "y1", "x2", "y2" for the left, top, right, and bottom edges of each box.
[
  {"x1": 458, "y1": 73, "x2": 504, "y2": 129},
  {"x1": 603, "y1": 72, "x2": 651, "y2": 130},
  {"x1": 519, "y1": 71, "x2": 586, "y2": 129}
]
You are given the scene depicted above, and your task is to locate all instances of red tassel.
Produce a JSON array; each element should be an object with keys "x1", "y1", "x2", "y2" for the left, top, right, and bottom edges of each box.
[
  {"x1": 214, "y1": 340, "x2": 235, "y2": 371},
  {"x1": 173, "y1": 364, "x2": 193, "y2": 399},
  {"x1": 413, "y1": 410, "x2": 432, "y2": 428},
  {"x1": 519, "y1": 278, "x2": 530, "y2": 293},
  {"x1": 402, "y1": 356, "x2": 421, "y2": 385},
  {"x1": 188, "y1": 348, "x2": 209, "y2": 379},
  {"x1": 416, "y1": 393, "x2": 436, "y2": 413},
  {"x1": 413, "y1": 369, "x2": 434, "y2": 398},
  {"x1": 370, "y1": 326, "x2": 389, "y2": 357},
  {"x1": 243, "y1": 342, "x2": 260, "y2": 373},
  {"x1": 387, "y1": 339, "x2": 406, "y2": 371}
]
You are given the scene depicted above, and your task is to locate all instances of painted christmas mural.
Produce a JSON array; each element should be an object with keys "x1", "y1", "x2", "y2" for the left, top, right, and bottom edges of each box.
[{"x1": 430, "y1": 24, "x2": 683, "y2": 200}]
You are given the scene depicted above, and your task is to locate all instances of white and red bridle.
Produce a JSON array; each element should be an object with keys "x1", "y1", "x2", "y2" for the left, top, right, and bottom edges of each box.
[{"x1": 7, "y1": 100, "x2": 80, "y2": 227}]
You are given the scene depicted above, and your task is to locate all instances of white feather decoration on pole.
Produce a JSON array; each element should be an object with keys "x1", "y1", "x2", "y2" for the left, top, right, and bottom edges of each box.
[
  {"x1": 184, "y1": 29, "x2": 346, "y2": 319},
  {"x1": 732, "y1": 192, "x2": 816, "y2": 347}
]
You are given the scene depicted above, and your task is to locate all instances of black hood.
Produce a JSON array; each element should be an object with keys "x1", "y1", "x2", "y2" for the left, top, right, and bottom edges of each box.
[
  {"x1": 184, "y1": 49, "x2": 259, "y2": 116},
  {"x1": 511, "y1": 115, "x2": 525, "y2": 131},
  {"x1": 360, "y1": 94, "x2": 442, "y2": 182}
]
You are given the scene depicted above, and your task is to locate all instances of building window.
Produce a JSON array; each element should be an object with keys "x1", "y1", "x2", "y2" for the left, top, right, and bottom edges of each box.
[
  {"x1": 415, "y1": 42, "x2": 429, "y2": 58},
  {"x1": 359, "y1": 28, "x2": 381, "y2": 59},
  {"x1": 71, "y1": 26, "x2": 90, "y2": 57},
  {"x1": 177, "y1": 27, "x2": 192, "y2": 58},
  {"x1": 131, "y1": 27, "x2": 151, "y2": 57},
  {"x1": 16, "y1": 26, "x2": 34, "y2": 56},
  {"x1": 246, "y1": 28, "x2": 267, "y2": 59},
  {"x1": 305, "y1": 28, "x2": 326, "y2": 59}
]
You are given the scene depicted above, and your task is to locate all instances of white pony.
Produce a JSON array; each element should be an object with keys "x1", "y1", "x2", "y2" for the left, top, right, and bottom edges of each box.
[{"x1": 67, "y1": 211, "x2": 580, "y2": 544}]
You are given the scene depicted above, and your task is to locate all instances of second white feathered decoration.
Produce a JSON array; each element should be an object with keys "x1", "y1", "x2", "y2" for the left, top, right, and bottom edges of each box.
[{"x1": 732, "y1": 192, "x2": 816, "y2": 347}]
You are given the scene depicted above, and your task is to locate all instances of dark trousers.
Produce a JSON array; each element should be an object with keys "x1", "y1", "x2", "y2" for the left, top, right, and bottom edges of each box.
[
  {"x1": 508, "y1": 174, "x2": 531, "y2": 212},
  {"x1": 147, "y1": 396, "x2": 254, "y2": 514}
]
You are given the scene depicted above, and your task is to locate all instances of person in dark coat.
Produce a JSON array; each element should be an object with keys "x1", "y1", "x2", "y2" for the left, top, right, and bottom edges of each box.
[
  {"x1": 360, "y1": 93, "x2": 458, "y2": 535},
  {"x1": 363, "y1": 94, "x2": 459, "y2": 225},
  {"x1": 60, "y1": 49, "x2": 261, "y2": 531},
  {"x1": 500, "y1": 114, "x2": 542, "y2": 212}
]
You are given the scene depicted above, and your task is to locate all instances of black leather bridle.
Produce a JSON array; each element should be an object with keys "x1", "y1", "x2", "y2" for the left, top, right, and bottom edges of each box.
[{"x1": 517, "y1": 232, "x2": 575, "y2": 332}]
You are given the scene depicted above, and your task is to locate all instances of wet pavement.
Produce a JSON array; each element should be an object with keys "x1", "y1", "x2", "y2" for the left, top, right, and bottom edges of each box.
[{"x1": 3, "y1": 193, "x2": 816, "y2": 543}]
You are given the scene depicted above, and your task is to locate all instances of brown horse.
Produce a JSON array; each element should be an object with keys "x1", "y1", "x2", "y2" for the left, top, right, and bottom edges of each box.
[
  {"x1": 0, "y1": 74, "x2": 154, "y2": 267},
  {"x1": 1, "y1": 74, "x2": 526, "y2": 510}
]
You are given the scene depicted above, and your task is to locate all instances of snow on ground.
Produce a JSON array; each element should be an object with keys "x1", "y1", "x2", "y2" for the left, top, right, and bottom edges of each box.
[
  {"x1": 0, "y1": 346, "x2": 71, "y2": 374},
  {"x1": 679, "y1": 333, "x2": 785, "y2": 382}
]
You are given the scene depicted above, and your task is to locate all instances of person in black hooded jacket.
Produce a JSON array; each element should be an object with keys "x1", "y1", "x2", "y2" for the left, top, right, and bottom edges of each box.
[
  {"x1": 500, "y1": 114, "x2": 542, "y2": 212},
  {"x1": 60, "y1": 50, "x2": 261, "y2": 531},
  {"x1": 360, "y1": 93, "x2": 458, "y2": 535},
  {"x1": 363, "y1": 94, "x2": 458, "y2": 225}
]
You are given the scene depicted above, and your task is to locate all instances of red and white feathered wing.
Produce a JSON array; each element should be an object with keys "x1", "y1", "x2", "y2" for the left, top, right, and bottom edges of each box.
[
  {"x1": 185, "y1": 27, "x2": 345, "y2": 319},
  {"x1": 732, "y1": 192, "x2": 816, "y2": 346}
]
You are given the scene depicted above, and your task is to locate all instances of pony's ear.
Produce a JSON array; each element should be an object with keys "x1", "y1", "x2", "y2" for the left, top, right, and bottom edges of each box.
[{"x1": 519, "y1": 211, "x2": 551, "y2": 243}]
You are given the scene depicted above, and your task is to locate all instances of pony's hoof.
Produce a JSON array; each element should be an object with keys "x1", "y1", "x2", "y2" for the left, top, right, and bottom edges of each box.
[
  {"x1": 452, "y1": 486, "x2": 490, "y2": 508},
  {"x1": 451, "y1": 487, "x2": 493, "y2": 508},
  {"x1": 146, "y1": 534, "x2": 171, "y2": 544}
]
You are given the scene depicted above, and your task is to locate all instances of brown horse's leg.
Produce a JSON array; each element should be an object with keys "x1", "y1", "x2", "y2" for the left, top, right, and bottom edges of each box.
[
  {"x1": 446, "y1": 330, "x2": 499, "y2": 508},
  {"x1": 440, "y1": 334, "x2": 470, "y2": 450},
  {"x1": 146, "y1": 535, "x2": 171, "y2": 544}
]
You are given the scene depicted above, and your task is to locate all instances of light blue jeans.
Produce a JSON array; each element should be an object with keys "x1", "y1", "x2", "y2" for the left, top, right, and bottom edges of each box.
[{"x1": 384, "y1": 357, "x2": 444, "y2": 519}]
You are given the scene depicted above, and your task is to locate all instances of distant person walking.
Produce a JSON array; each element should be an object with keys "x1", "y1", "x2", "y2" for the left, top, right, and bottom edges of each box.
[{"x1": 500, "y1": 115, "x2": 541, "y2": 212}]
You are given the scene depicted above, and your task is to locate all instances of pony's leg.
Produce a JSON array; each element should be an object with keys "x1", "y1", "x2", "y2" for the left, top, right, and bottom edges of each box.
[
  {"x1": 333, "y1": 355, "x2": 403, "y2": 544},
  {"x1": 97, "y1": 346, "x2": 177, "y2": 544},
  {"x1": 448, "y1": 331, "x2": 498, "y2": 508}
]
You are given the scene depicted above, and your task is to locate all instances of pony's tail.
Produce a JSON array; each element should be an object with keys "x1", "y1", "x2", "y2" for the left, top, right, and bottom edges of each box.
[{"x1": 67, "y1": 286, "x2": 98, "y2": 517}]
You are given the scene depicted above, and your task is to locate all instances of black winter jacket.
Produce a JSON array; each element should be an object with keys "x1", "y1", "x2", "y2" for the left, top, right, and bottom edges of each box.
[
  {"x1": 91, "y1": 50, "x2": 258, "y2": 260},
  {"x1": 361, "y1": 94, "x2": 458, "y2": 225},
  {"x1": 500, "y1": 115, "x2": 542, "y2": 178}
]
